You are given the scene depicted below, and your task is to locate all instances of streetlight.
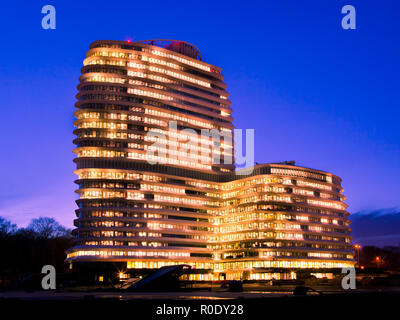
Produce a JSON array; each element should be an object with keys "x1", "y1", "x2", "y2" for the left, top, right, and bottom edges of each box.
[
  {"x1": 354, "y1": 244, "x2": 361, "y2": 266},
  {"x1": 376, "y1": 256, "x2": 381, "y2": 268}
]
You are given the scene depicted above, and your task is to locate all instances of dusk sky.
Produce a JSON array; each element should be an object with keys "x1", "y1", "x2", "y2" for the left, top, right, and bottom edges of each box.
[{"x1": 0, "y1": 0, "x2": 399, "y2": 243}]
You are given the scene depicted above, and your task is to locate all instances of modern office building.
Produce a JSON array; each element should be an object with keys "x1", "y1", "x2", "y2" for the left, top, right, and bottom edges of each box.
[{"x1": 66, "y1": 39, "x2": 355, "y2": 280}]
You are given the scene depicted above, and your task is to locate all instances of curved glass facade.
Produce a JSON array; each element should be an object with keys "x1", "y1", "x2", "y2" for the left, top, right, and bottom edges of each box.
[{"x1": 67, "y1": 40, "x2": 355, "y2": 280}]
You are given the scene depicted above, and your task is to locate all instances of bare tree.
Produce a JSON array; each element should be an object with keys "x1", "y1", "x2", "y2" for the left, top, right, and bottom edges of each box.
[
  {"x1": 27, "y1": 217, "x2": 71, "y2": 238},
  {"x1": 0, "y1": 217, "x2": 17, "y2": 236}
]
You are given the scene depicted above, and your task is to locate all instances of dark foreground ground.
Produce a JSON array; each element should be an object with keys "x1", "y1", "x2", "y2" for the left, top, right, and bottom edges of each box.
[{"x1": 0, "y1": 287, "x2": 398, "y2": 318}]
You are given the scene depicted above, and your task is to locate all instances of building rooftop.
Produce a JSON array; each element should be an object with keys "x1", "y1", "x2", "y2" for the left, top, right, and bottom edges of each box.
[{"x1": 135, "y1": 39, "x2": 202, "y2": 60}]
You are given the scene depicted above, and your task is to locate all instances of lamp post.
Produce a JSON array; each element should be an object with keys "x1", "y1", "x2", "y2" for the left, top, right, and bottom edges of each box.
[
  {"x1": 354, "y1": 244, "x2": 361, "y2": 267},
  {"x1": 376, "y1": 256, "x2": 381, "y2": 268}
]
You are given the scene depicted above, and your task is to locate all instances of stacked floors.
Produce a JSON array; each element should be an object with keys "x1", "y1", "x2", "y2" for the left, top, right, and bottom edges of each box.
[
  {"x1": 212, "y1": 165, "x2": 354, "y2": 280},
  {"x1": 66, "y1": 40, "x2": 355, "y2": 281}
]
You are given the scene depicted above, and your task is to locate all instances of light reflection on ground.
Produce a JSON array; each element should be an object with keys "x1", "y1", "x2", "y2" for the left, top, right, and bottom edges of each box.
[{"x1": 1, "y1": 287, "x2": 400, "y2": 300}]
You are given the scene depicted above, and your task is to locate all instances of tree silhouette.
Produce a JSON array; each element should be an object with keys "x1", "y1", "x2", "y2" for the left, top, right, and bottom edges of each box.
[
  {"x1": 0, "y1": 216, "x2": 73, "y2": 287},
  {"x1": 0, "y1": 217, "x2": 17, "y2": 236},
  {"x1": 27, "y1": 217, "x2": 71, "y2": 239}
]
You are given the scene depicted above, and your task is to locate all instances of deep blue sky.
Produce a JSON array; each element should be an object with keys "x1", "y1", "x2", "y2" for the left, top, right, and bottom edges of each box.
[{"x1": 0, "y1": 1, "x2": 399, "y2": 234}]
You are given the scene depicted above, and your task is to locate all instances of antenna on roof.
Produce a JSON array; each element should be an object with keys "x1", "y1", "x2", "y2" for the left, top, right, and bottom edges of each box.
[{"x1": 283, "y1": 160, "x2": 296, "y2": 165}]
